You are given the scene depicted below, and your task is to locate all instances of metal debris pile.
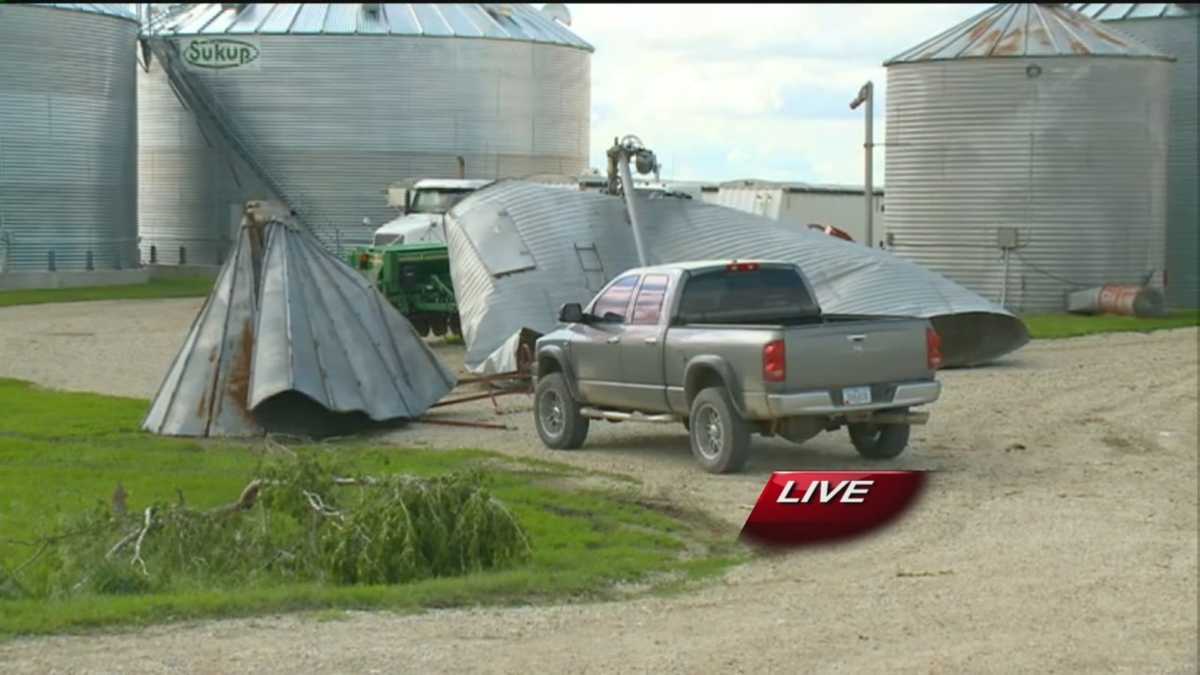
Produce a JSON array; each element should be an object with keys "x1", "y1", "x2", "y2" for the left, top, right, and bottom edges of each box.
[
  {"x1": 143, "y1": 202, "x2": 456, "y2": 438},
  {"x1": 445, "y1": 181, "x2": 1030, "y2": 372}
]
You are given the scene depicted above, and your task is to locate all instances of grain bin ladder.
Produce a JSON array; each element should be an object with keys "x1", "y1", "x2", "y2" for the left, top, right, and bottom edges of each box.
[{"x1": 139, "y1": 34, "x2": 316, "y2": 239}]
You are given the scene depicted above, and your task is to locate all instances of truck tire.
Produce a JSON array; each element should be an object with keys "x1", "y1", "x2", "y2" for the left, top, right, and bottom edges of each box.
[
  {"x1": 449, "y1": 313, "x2": 462, "y2": 337},
  {"x1": 430, "y1": 314, "x2": 448, "y2": 337},
  {"x1": 534, "y1": 373, "x2": 589, "y2": 450},
  {"x1": 848, "y1": 410, "x2": 911, "y2": 460},
  {"x1": 688, "y1": 387, "x2": 750, "y2": 474},
  {"x1": 410, "y1": 314, "x2": 431, "y2": 337}
]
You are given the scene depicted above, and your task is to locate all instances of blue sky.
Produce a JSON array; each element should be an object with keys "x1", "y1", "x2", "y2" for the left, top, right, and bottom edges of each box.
[{"x1": 569, "y1": 3, "x2": 987, "y2": 187}]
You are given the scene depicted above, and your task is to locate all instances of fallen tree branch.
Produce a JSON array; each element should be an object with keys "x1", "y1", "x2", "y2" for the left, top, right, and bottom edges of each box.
[{"x1": 130, "y1": 507, "x2": 154, "y2": 576}]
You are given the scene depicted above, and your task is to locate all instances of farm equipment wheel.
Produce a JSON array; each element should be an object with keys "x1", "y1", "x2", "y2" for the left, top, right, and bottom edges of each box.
[
  {"x1": 410, "y1": 314, "x2": 431, "y2": 337},
  {"x1": 430, "y1": 314, "x2": 448, "y2": 337},
  {"x1": 449, "y1": 313, "x2": 462, "y2": 337}
]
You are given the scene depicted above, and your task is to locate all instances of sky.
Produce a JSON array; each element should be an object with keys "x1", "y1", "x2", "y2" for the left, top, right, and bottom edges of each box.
[{"x1": 568, "y1": 3, "x2": 987, "y2": 187}]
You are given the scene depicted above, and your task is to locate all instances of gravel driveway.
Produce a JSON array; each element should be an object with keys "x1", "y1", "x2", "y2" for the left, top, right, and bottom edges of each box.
[{"x1": 0, "y1": 298, "x2": 1196, "y2": 673}]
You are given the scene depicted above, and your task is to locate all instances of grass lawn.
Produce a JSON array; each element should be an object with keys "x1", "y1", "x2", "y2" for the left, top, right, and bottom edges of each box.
[
  {"x1": 0, "y1": 277, "x2": 214, "y2": 308},
  {"x1": 1023, "y1": 309, "x2": 1200, "y2": 340},
  {"x1": 0, "y1": 378, "x2": 742, "y2": 638}
]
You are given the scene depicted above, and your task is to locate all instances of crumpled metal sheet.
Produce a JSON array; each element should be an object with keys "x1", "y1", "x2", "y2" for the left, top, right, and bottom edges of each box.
[
  {"x1": 445, "y1": 181, "x2": 1029, "y2": 372},
  {"x1": 144, "y1": 219, "x2": 456, "y2": 437}
]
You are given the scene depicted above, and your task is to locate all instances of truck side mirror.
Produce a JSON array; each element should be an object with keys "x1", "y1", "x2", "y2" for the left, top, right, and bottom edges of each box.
[{"x1": 558, "y1": 303, "x2": 585, "y2": 324}]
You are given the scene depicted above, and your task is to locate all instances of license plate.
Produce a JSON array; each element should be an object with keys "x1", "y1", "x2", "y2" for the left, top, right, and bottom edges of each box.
[{"x1": 843, "y1": 386, "x2": 872, "y2": 406}]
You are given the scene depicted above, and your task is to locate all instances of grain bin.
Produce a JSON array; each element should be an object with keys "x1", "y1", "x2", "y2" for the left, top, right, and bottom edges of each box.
[
  {"x1": 882, "y1": 3, "x2": 1173, "y2": 313},
  {"x1": 0, "y1": 3, "x2": 138, "y2": 272},
  {"x1": 1071, "y1": 3, "x2": 1198, "y2": 307},
  {"x1": 138, "y1": 3, "x2": 592, "y2": 265}
]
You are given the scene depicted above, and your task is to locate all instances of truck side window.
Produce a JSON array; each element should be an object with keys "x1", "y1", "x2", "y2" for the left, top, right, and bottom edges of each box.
[
  {"x1": 631, "y1": 274, "x2": 670, "y2": 325},
  {"x1": 591, "y1": 275, "x2": 640, "y2": 322}
]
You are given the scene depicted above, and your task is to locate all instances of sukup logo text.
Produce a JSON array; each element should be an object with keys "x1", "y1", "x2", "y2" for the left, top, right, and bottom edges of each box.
[{"x1": 184, "y1": 39, "x2": 259, "y2": 69}]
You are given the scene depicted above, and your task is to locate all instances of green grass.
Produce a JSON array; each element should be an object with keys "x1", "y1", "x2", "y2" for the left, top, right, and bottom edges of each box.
[
  {"x1": 1023, "y1": 309, "x2": 1200, "y2": 339},
  {"x1": 0, "y1": 378, "x2": 743, "y2": 638},
  {"x1": 0, "y1": 276, "x2": 214, "y2": 308}
]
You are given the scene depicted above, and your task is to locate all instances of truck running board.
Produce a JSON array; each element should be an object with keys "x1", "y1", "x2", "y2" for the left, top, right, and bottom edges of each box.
[{"x1": 579, "y1": 408, "x2": 678, "y2": 424}]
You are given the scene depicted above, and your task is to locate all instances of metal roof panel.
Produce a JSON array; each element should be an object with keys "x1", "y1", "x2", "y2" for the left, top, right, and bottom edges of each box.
[{"x1": 886, "y1": 3, "x2": 1172, "y2": 64}]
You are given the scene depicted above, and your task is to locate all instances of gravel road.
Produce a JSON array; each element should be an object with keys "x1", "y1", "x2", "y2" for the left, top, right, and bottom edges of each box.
[{"x1": 0, "y1": 298, "x2": 1196, "y2": 673}]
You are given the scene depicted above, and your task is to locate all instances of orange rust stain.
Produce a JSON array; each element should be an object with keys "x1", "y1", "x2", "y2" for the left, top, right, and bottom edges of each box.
[
  {"x1": 225, "y1": 318, "x2": 256, "y2": 420},
  {"x1": 968, "y1": 17, "x2": 996, "y2": 41},
  {"x1": 994, "y1": 28, "x2": 1024, "y2": 55},
  {"x1": 1069, "y1": 39, "x2": 1089, "y2": 55},
  {"x1": 1094, "y1": 30, "x2": 1128, "y2": 47}
]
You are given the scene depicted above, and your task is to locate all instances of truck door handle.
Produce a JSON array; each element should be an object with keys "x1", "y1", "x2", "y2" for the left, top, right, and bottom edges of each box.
[
  {"x1": 644, "y1": 337, "x2": 658, "y2": 345},
  {"x1": 607, "y1": 336, "x2": 621, "y2": 344},
  {"x1": 848, "y1": 334, "x2": 866, "y2": 342}
]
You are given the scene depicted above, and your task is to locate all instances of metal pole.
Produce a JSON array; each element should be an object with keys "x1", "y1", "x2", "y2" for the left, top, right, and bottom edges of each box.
[
  {"x1": 850, "y1": 81, "x2": 875, "y2": 248},
  {"x1": 618, "y1": 154, "x2": 649, "y2": 267},
  {"x1": 864, "y1": 81, "x2": 874, "y2": 249}
]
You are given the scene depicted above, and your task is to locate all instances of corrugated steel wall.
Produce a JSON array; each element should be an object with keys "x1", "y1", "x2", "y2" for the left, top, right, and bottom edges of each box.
[
  {"x1": 1099, "y1": 15, "x2": 1198, "y2": 308},
  {"x1": 137, "y1": 62, "x2": 274, "y2": 266},
  {"x1": 139, "y1": 35, "x2": 590, "y2": 262},
  {"x1": 884, "y1": 57, "x2": 1171, "y2": 314},
  {"x1": 0, "y1": 6, "x2": 138, "y2": 272}
]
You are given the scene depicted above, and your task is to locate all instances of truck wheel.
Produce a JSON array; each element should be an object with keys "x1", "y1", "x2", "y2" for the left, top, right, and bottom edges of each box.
[
  {"x1": 848, "y1": 410, "x2": 911, "y2": 460},
  {"x1": 534, "y1": 373, "x2": 589, "y2": 450},
  {"x1": 410, "y1": 314, "x2": 430, "y2": 337},
  {"x1": 449, "y1": 313, "x2": 462, "y2": 337},
  {"x1": 430, "y1": 314, "x2": 448, "y2": 337},
  {"x1": 689, "y1": 387, "x2": 750, "y2": 474}
]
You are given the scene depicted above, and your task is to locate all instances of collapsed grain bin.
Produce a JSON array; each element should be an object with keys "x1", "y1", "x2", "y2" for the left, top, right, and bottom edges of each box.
[
  {"x1": 0, "y1": 3, "x2": 138, "y2": 272},
  {"x1": 882, "y1": 3, "x2": 1173, "y2": 313},
  {"x1": 445, "y1": 181, "x2": 1029, "y2": 372},
  {"x1": 137, "y1": 3, "x2": 592, "y2": 264},
  {"x1": 1070, "y1": 3, "x2": 1198, "y2": 308}
]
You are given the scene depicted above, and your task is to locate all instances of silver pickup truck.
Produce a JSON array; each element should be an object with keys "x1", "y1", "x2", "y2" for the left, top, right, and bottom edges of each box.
[{"x1": 532, "y1": 260, "x2": 943, "y2": 473}]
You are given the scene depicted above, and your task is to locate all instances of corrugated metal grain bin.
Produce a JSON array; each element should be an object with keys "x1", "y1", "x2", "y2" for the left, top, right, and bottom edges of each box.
[
  {"x1": 138, "y1": 3, "x2": 592, "y2": 265},
  {"x1": 0, "y1": 4, "x2": 138, "y2": 272},
  {"x1": 882, "y1": 3, "x2": 1174, "y2": 313},
  {"x1": 1072, "y1": 3, "x2": 1198, "y2": 307}
]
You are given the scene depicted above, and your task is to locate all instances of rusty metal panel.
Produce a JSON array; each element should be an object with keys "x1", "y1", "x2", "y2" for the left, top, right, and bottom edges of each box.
[
  {"x1": 145, "y1": 219, "x2": 456, "y2": 437},
  {"x1": 885, "y1": 3, "x2": 1173, "y2": 64},
  {"x1": 883, "y1": 53, "x2": 1172, "y2": 313},
  {"x1": 0, "y1": 4, "x2": 138, "y2": 272},
  {"x1": 138, "y1": 6, "x2": 591, "y2": 261},
  {"x1": 143, "y1": 224, "x2": 262, "y2": 437},
  {"x1": 446, "y1": 182, "x2": 1029, "y2": 372}
]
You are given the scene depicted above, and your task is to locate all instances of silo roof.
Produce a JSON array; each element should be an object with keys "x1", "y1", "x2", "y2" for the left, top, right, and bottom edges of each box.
[
  {"x1": 1069, "y1": 4, "x2": 1198, "y2": 20},
  {"x1": 36, "y1": 3, "x2": 138, "y2": 22},
  {"x1": 146, "y1": 3, "x2": 593, "y2": 51},
  {"x1": 885, "y1": 3, "x2": 1172, "y2": 65}
]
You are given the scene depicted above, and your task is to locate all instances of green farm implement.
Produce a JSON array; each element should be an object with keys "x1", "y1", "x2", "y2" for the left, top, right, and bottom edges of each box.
[{"x1": 348, "y1": 241, "x2": 461, "y2": 338}]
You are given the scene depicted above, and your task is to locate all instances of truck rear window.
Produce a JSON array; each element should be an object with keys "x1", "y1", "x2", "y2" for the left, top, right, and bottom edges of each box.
[{"x1": 676, "y1": 267, "x2": 820, "y2": 324}]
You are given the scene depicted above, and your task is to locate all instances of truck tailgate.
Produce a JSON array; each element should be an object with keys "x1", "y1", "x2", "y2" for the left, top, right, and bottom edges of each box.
[{"x1": 783, "y1": 318, "x2": 930, "y2": 390}]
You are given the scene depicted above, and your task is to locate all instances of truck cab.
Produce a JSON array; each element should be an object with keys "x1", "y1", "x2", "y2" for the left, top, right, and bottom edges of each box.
[{"x1": 371, "y1": 179, "x2": 493, "y2": 247}]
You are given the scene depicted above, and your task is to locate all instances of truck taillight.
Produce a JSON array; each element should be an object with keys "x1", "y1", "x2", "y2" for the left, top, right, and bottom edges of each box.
[
  {"x1": 926, "y1": 327, "x2": 943, "y2": 371},
  {"x1": 726, "y1": 261, "x2": 760, "y2": 272},
  {"x1": 763, "y1": 340, "x2": 786, "y2": 383}
]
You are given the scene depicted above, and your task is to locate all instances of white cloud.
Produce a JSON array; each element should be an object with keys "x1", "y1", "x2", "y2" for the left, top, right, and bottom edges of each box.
[{"x1": 567, "y1": 3, "x2": 987, "y2": 186}]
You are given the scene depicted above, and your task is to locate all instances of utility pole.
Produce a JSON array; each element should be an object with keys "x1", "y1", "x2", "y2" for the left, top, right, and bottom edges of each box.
[{"x1": 850, "y1": 81, "x2": 875, "y2": 248}]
